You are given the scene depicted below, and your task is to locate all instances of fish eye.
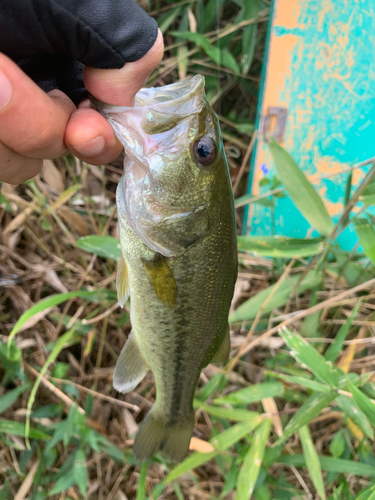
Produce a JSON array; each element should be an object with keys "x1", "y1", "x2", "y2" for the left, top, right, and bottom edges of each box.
[{"x1": 192, "y1": 137, "x2": 216, "y2": 166}]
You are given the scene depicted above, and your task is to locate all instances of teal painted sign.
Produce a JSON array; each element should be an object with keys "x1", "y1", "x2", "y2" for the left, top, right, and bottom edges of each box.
[{"x1": 246, "y1": 0, "x2": 375, "y2": 249}]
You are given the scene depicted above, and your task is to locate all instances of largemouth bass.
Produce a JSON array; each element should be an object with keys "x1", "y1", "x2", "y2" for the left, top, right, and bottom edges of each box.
[{"x1": 94, "y1": 75, "x2": 237, "y2": 462}]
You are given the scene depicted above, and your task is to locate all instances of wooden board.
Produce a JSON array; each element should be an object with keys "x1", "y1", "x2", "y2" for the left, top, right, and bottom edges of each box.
[{"x1": 246, "y1": 0, "x2": 375, "y2": 249}]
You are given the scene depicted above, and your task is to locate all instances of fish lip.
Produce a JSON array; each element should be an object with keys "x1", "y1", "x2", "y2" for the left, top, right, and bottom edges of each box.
[{"x1": 90, "y1": 75, "x2": 205, "y2": 114}]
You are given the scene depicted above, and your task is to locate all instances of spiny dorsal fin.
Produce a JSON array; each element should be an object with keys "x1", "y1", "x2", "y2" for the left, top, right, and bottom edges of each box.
[
  {"x1": 142, "y1": 254, "x2": 178, "y2": 307},
  {"x1": 117, "y1": 254, "x2": 130, "y2": 307},
  {"x1": 210, "y1": 328, "x2": 230, "y2": 364},
  {"x1": 113, "y1": 331, "x2": 149, "y2": 393}
]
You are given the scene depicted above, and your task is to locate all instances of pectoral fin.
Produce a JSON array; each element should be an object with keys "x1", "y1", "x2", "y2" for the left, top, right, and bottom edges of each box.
[
  {"x1": 113, "y1": 331, "x2": 149, "y2": 393},
  {"x1": 142, "y1": 254, "x2": 178, "y2": 307},
  {"x1": 210, "y1": 328, "x2": 230, "y2": 364},
  {"x1": 117, "y1": 254, "x2": 130, "y2": 307}
]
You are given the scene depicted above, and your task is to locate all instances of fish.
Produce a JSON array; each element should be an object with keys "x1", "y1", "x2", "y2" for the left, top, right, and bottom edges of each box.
[{"x1": 93, "y1": 75, "x2": 237, "y2": 462}]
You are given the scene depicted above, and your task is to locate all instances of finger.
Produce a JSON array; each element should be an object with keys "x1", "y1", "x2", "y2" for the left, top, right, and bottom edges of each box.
[
  {"x1": 84, "y1": 28, "x2": 164, "y2": 106},
  {"x1": 0, "y1": 53, "x2": 75, "y2": 158},
  {"x1": 0, "y1": 140, "x2": 42, "y2": 184},
  {"x1": 65, "y1": 107, "x2": 123, "y2": 165}
]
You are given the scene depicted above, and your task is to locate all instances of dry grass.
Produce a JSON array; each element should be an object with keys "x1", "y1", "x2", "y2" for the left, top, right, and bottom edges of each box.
[{"x1": 1, "y1": 1, "x2": 375, "y2": 499}]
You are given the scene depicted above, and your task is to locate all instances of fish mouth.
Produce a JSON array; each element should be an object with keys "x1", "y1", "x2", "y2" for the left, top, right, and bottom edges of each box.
[{"x1": 90, "y1": 75, "x2": 205, "y2": 115}]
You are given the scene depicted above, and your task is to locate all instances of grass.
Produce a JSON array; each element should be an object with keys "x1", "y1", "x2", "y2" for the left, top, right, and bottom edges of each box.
[{"x1": 1, "y1": 0, "x2": 375, "y2": 499}]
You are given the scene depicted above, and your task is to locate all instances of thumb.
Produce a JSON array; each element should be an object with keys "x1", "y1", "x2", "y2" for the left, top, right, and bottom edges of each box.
[{"x1": 83, "y1": 29, "x2": 164, "y2": 106}]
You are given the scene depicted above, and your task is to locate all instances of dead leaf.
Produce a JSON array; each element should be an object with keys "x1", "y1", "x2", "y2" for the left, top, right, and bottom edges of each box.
[
  {"x1": 189, "y1": 437, "x2": 215, "y2": 453},
  {"x1": 187, "y1": 7, "x2": 197, "y2": 33},
  {"x1": 3, "y1": 206, "x2": 33, "y2": 236},
  {"x1": 44, "y1": 268, "x2": 68, "y2": 293},
  {"x1": 123, "y1": 408, "x2": 139, "y2": 436},
  {"x1": 346, "y1": 417, "x2": 364, "y2": 441},
  {"x1": 338, "y1": 325, "x2": 367, "y2": 372},
  {"x1": 262, "y1": 397, "x2": 283, "y2": 437},
  {"x1": 3, "y1": 226, "x2": 23, "y2": 250},
  {"x1": 29, "y1": 263, "x2": 68, "y2": 293},
  {"x1": 17, "y1": 339, "x2": 38, "y2": 350},
  {"x1": 112, "y1": 223, "x2": 120, "y2": 240},
  {"x1": 230, "y1": 277, "x2": 250, "y2": 314},
  {"x1": 14, "y1": 460, "x2": 40, "y2": 500},
  {"x1": 7, "y1": 286, "x2": 32, "y2": 314},
  {"x1": 58, "y1": 206, "x2": 90, "y2": 235},
  {"x1": 15, "y1": 307, "x2": 54, "y2": 333},
  {"x1": 41, "y1": 160, "x2": 64, "y2": 193}
]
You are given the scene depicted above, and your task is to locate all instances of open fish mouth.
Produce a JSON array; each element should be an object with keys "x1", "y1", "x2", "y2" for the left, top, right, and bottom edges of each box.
[{"x1": 92, "y1": 75, "x2": 211, "y2": 257}]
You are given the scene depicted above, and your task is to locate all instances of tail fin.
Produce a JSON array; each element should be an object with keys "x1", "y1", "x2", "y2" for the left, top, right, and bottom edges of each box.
[{"x1": 133, "y1": 406, "x2": 194, "y2": 462}]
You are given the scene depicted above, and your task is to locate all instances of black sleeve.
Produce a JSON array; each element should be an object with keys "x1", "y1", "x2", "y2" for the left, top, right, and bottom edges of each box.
[{"x1": 0, "y1": 0, "x2": 159, "y2": 104}]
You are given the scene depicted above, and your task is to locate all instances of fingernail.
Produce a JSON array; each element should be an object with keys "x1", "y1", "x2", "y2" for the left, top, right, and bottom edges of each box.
[
  {"x1": 0, "y1": 69, "x2": 12, "y2": 109},
  {"x1": 73, "y1": 134, "x2": 105, "y2": 157}
]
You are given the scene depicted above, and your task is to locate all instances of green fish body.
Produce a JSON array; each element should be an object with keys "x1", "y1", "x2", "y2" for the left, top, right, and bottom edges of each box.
[{"x1": 96, "y1": 75, "x2": 237, "y2": 461}]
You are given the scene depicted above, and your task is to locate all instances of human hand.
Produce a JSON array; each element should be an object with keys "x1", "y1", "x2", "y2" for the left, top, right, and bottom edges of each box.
[{"x1": 0, "y1": 0, "x2": 164, "y2": 185}]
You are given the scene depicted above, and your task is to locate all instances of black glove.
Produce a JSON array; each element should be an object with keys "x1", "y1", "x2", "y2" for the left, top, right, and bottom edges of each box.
[{"x1": 0, "y1": 0, "x2": 158, "y2": 105}]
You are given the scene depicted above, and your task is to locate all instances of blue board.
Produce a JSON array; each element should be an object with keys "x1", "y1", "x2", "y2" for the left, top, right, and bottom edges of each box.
[{"x1": 246, "y1": 0, "x2": 375, "y2": 249}]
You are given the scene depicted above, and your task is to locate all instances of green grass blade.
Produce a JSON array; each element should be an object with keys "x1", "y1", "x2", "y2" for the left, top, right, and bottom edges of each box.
[
  {"x1": 359, "y1": 181, "x2": 375, "y2": 206},
  {"x1": 96, "y1": 433, "x2": 124, "y2": 463},
  {"x1": 329, "y1": 429, "x2": 345, "y2": 458},
  {"x1": 268, "y1": 138, "x2": 333, "y2": 235},
  {"x1": 272, "y1": 373, "x2": 330, "y2": 392},
  {"x1": 276, "y1": 454, "x2": 375, "y2": 478},
  {"x1": 25, "y1": 327, "x2": 80, "y2": 447},
  {"x1": 8, "y1": 289, "x2": 105, "y2": 344},
  {"x1": 336, "y1": 395, "x2": 374, "y2": 440},
  {"x1": 241, "y1": 0, "x2": 258, "y2": 74},
  {"x1": 195, "y1": 372, "x2": 226, "y2": 401},
  {"x1": 50, "y1": 468, "x2": 76, "y2": 495},
  {"x1": 0, "y1": 479, "x2": 8, "y2": 500},
  {"x1": 214, "y1": 382, "x2": 284, "y2": 405},
  {"x1": 221, "y1": 49, "x2": 240, "y2": 75},
  {"x1": 137, "y1": 461, "x2": 148, "y2": 500},
  {"x1": 237, "y1": 235, "x2": 325, "y2": 258},
  {"x1": 235, "y1": 418, "x2": 271, "y2": 500},
  {"x1": 76, "y1": 235, "x2": 121, "y2": 260},
  {"x1": 325, "y1": 301, "x2": 361, "y2": 363},
  {"x1": 209, "y1": 416, "x2": 263, "y2": 450},
  {"x1": 194, "y1": 400, "x2": 259, "y2": 421},
  {"x1": 50, "y1": 184, "x2": 83, "y2": 211},
  {"x1": 0, "y1": 418, "x2": 50, "y2": 440},
  {"x1": 203, "y1": 0, "x2": 227, "y2": 31},
  {"x1": 342, "y1": 168, "x2": 353, "y2": 225},
  {"x1": 279, "y1": 327, "x2": 341, "y2": 389},
  {"x1": 347, "y1": 377, "x2": 375, "y2": 426},
  {"x1": 299, "y1": 425, "x2": 326, "y2": 500},
  {"x1": 276, "y1": 390, "x2": 337, "y2": 445},
  {"x1": 157, "y1": 5, "x2": 183, "y2": 33},
  {"x1": 357, "y1": 484, "x2": 375, "y2": 500},
  {"x1": 64, "y1": 404, "x2": 78, "y2": 447},
  {"x1": 74, "y1": 447, "x2": 88, "y2": 498},
  {"x1": 229, "y1": 271, "x2": 322, "y2": 323},
  {"x1": 164, "y1": 417, "x2": 263, "y2": 483},
  {"x1": 0, "y1": 384, "x2": 30, "y2": 415},
  {"x1": 353, "y1": 217, "x2": 375, "y2": 263}
]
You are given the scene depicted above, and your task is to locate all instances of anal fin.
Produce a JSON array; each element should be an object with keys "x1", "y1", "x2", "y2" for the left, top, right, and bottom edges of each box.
[
  {"x1": 113, "y1": 331, "x2": 149, "y2": 393},
  {"x1": 210, "y1": 328, "x2": 230, "y2": 364},
  {"x1": 117, "y1": 254, "x2": 130, "y2": 307}
]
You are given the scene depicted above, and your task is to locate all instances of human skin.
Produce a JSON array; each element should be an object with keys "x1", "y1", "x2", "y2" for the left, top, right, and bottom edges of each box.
[{"x1": 0, "y1": 29, "x2": 164, "y2": 185}]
